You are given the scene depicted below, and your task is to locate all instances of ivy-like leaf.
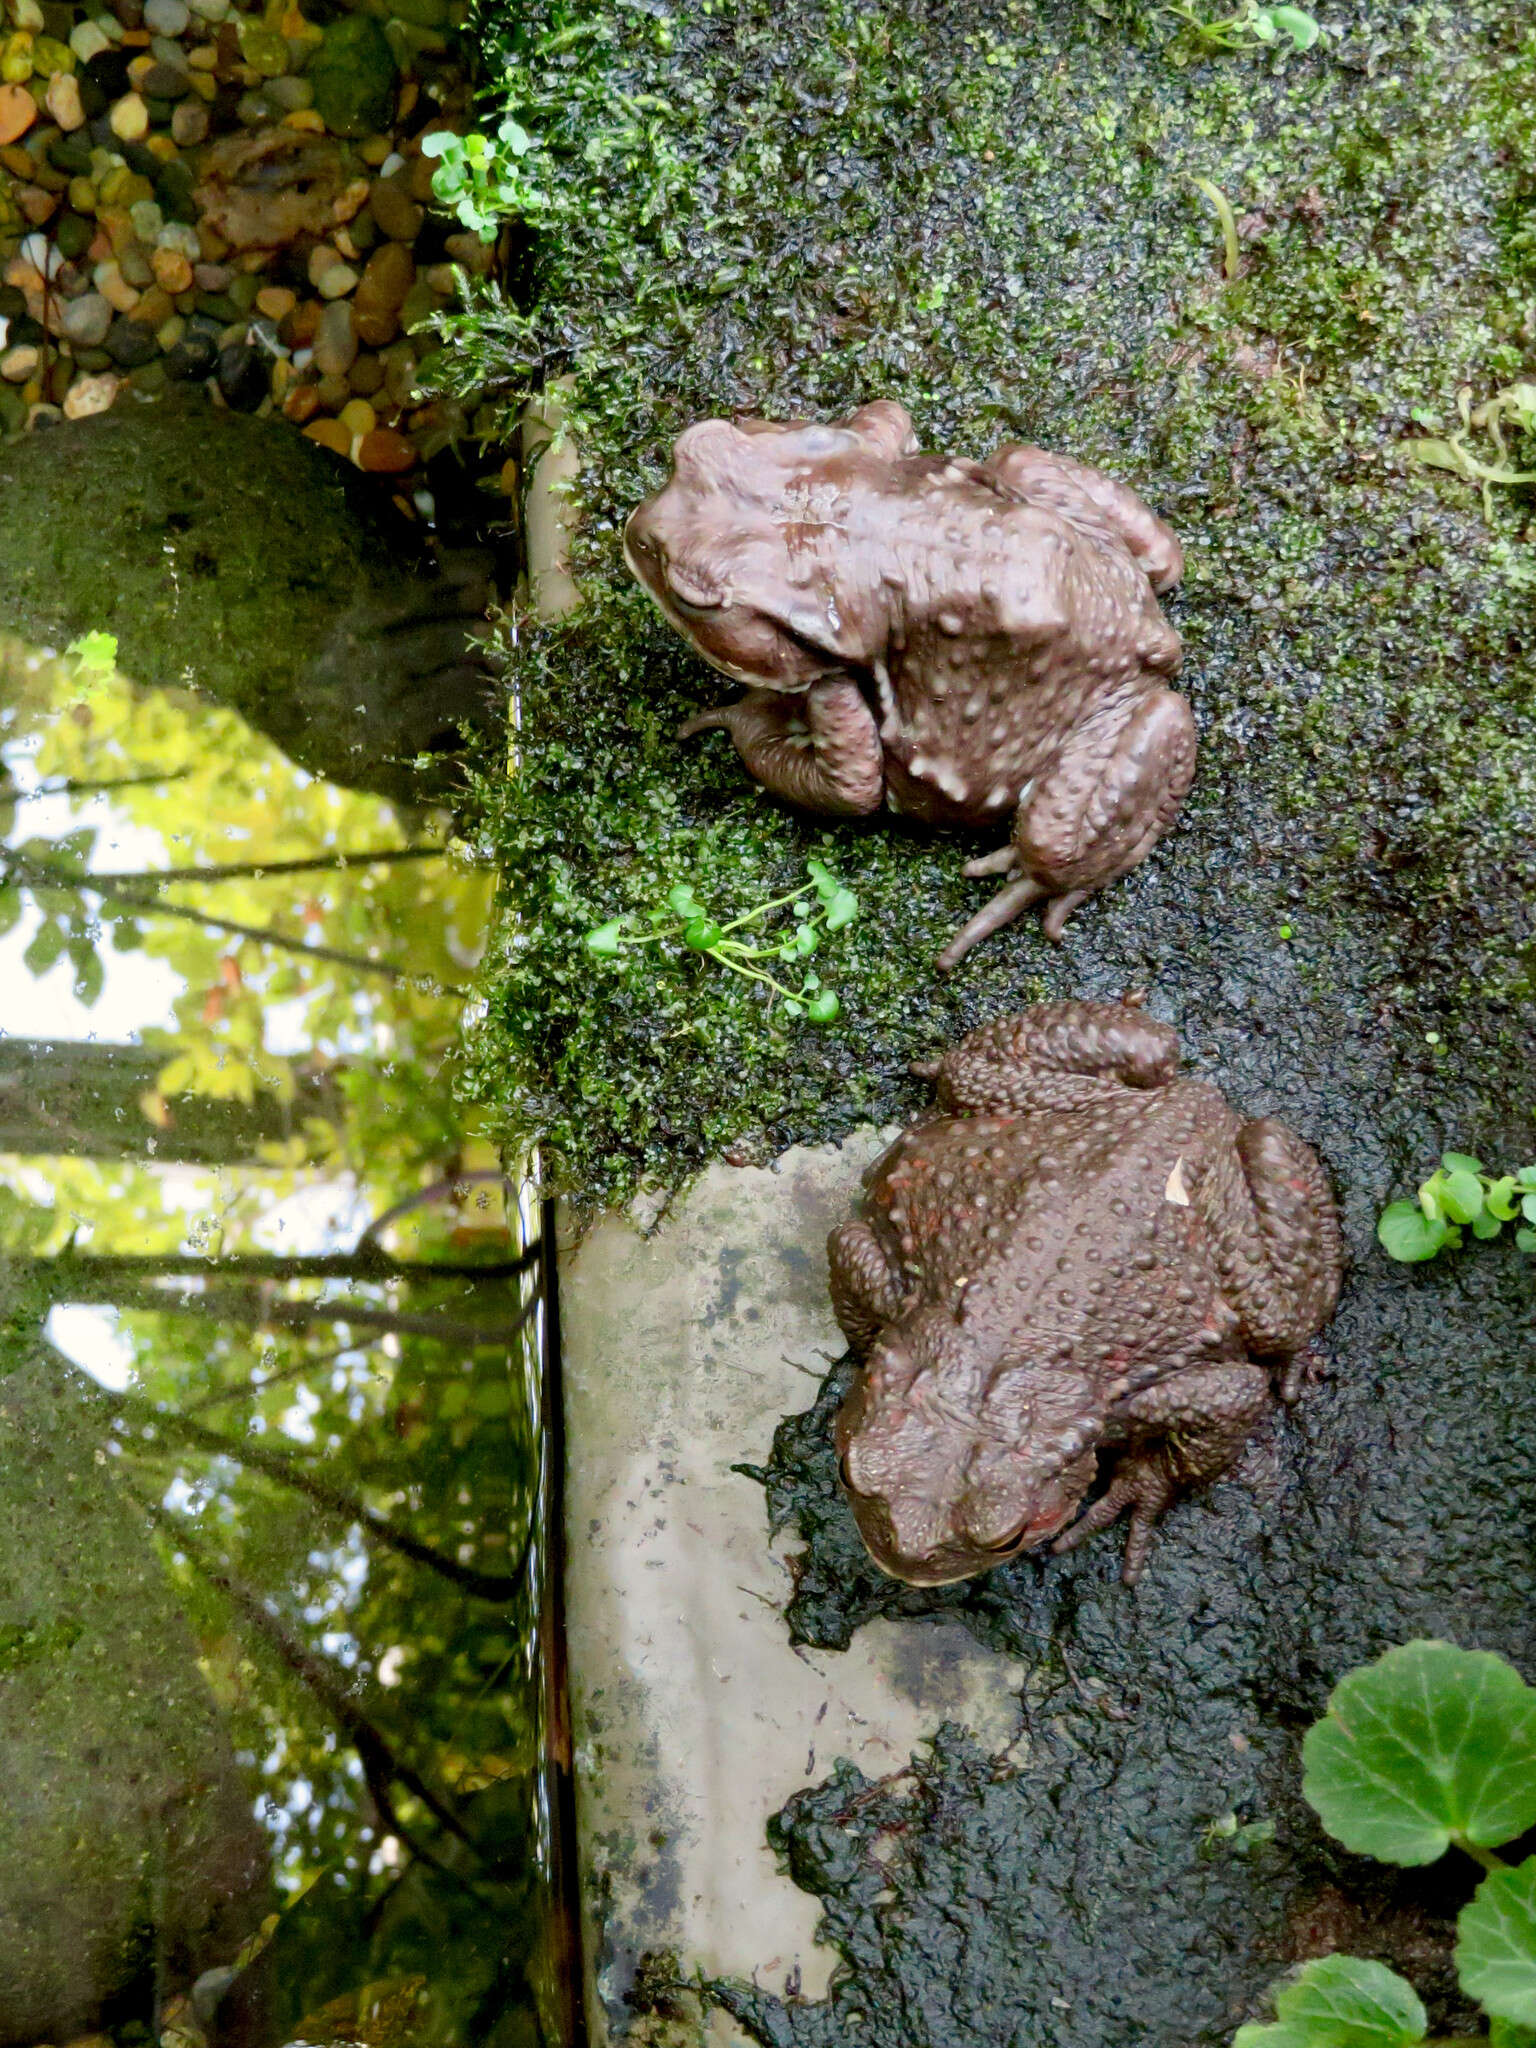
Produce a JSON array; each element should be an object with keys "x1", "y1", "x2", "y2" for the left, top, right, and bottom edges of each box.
[
  {"x1": 1376, "y1": 1202, "x2": 1448, "y2": 1262},
  {"x1": 1303, "y1": 1643, "x2": 1536, "y2": 1864},
  {"x1": 1235, "y1": 1955, "x2": 1427, "y2": 2047},
  {"x1": 1459, "y1": 1858, "x2": 1536, "y2": 2029}
]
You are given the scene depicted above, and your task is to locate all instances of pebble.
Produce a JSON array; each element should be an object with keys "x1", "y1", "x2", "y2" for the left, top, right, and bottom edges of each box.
[
  {"x1": 357, "y1": 424, "x2": 414, "y2": 472},
  {"x1": 368, "y1": 172, "x2": 421, "y2": 243},
  {"x1": 187, "y1": 0, "x2": 227, "y2": 18},
  {"x1": 170, "y1": 97, "x2": 206, "y2": 143},
  {"x1": 68, "y1": 18, "x2": 113, "y2": 62},
  {"x1": 0, "y1": 341, "x2": 38, "y2": 379},
  {"x1": 315, "y1": 260, "x2": 356, "y2": 299},
  {"x1": 60, "y1": 289, "x2": 111, "y2": 344},
  {"x1": 63, "y1": 368, "x2": 119, "y2": 417},
  {"x1": 163, "y1": 327, "x2": 215, "y2": 378},
  {"x1": 143, "y1": 0, "x2": 189, "y2": 32},
  {"x1": 302, "y1": 414, "x2": 349, "y2": 456},
  {"x1": 128, "y1": 197, "x2": 163, "y2": 241},
  {"x1": 338, "y1": 395, "x2": 375, "y2": 437},
  {"x1": 46, "y1": 70, "x2": 84, "y2": 129},
  {"x1": 347, "y1": 351, "x2": 383, "y2": 395},
  {"x1": 140, "y1": 61, "x2": 188, "y2": 99},
  {"x1": 255, "y1": 283, "x2": 294, "y2": 320},
  {"x1": 151, "y1": 244, "x2": 191, "y2": 291},
  {"x1": 282, "y1": 380, "x2": 319, "y2": 422},
  {"x1": 216, "y1": 338, "x2": 266, "y2": 408},
  {"x1": 0, "y1": 81, "x2": 36, "y2": 143},
  {"x1": 314, "y1": 368, "x2": 348, "y2": 408},
  {"x1": 94, "y1": 259, "x2": 138, "y2": 310},
  {"x1": 312, "y1": 295, "x2": 355, "y2": 375},
  {"x1": 353, "y1": 237, "x2": 412, "y2": 345},
  {"x1": 103, "y1": 313, "x2": 158, "y2": 365},
  {"x1": 108, "y1": 91, "x2": 147, "y2": 140}
]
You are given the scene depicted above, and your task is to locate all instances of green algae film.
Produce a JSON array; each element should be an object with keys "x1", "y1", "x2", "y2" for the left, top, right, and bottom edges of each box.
[{"x1": 456, "y1": 0, "x2": 1536, "y2": 1214}]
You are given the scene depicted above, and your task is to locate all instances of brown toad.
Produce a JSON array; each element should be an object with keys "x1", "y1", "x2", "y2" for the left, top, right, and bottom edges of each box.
[
  {"x1": 625, "y1": 401, "x2": 1192, "y2": 968},
  {"x1": 828, "y1": 1001, "x2": 1343, "y2": 1586}
]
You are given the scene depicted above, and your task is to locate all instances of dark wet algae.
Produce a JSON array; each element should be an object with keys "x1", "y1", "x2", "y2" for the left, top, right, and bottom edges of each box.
[{"x1": 453, "y1": 0, "x2": 1536, "y2": 2040}]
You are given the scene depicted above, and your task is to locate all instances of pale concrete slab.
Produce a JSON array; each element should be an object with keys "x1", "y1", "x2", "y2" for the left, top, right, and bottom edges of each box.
[{"x1": 558, "y1": 1136, "x2": 1026, "y2": 2045}]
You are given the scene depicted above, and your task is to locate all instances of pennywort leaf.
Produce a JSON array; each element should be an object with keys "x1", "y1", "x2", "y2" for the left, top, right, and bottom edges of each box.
[
  {"x1": 1302, "y1": 1642, "x2": 1536, "y2": 1864},
  {"x1": 1377, "y1": 1202, "x2": 1448, "y2": 1263},
  {"x1": 1459, "y1": 1858, "x2": 1536, "y2": 2029},
  {"x1": 1236, "y1": 1955, "x2": 1427, "y2": 2048}
]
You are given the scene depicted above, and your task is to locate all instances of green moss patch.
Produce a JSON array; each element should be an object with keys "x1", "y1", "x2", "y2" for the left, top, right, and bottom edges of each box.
[{"x1": 452, "y1": 0, "x2": 1536, "y2": 1207}]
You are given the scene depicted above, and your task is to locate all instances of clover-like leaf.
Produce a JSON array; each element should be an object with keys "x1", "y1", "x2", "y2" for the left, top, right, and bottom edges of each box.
[
  {"x1": 1516, "y1": 1166, "x2": 1536, "y2": 1190},
  {"x1": 1459, "y1": 1857, "x2": 1536, "y2": 2029},
  {"x1": 806, "y1": 989, "x2": 841, "y2": 1023},
  {"x1": 1235, "y1": 1955, "x2": 1427, "y2": 2047},
  {"x1": 419, "y1": 129, "x2": 457, "y2": 159},
  {"x1": 1302, "y1": 1642, "x2": 1536, "y2": 1864},
  {"x1": 1269, "y1": 4, "x2": 1321, "y2": 47},
  {"x1": 824, "y1": 888, "x2": 859, "y2": 931},
  {"x1": 1441, "y1": 1151, "x2": 1485, "y2": 1174},
  {"x1": 1433, "y1": 1168, "x2": 1485, "y2": 1224},
  {"x1": 1377, "y1": 1202, "x2": 1448, "y2": 1262},
  {"x1": 584, "y1": 918, "x2": 627, "y2": 956},
  {"x1": 1487, "y1": 1177, "x2": 1521, "y2": 1221},
  {"x1": 1472, "y1": 1214, "x2": 1504, "y2": 1240},
  {"x1": 805, "y1": 857, "x2": 841, "y2": 902},
  {"x1": 667, "y1": 881, "x2": 704, "y2": 918},
  {"x1": 683, "y1": 919, "x2": 724, "y2": 952},
  {"x1": 1517, "y1": 1228, "x2": 1536, "y2": 1254}
]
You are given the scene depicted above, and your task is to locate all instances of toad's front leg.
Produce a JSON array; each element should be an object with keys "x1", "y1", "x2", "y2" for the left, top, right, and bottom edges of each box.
[
  {"x1": 678, "y1": 677, "x2": 884, "y2": 816},
  {"x1": 937, "y1": 685, "x2": 1196, "y2": 969},
  {"x1": 1052, "y1": 1359, "x2": 1271, "y2": 1584}
]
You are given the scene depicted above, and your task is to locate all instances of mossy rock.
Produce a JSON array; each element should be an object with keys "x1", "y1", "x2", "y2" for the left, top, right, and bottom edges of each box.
[{"x1": 307, "y1": 11, "x2": 397, "y2": 138}]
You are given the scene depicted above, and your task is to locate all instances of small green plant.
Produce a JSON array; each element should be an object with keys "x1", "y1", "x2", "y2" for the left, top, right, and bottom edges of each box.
[
  {"x1": 1405, "y1": 384, "x2": 1536, "y2": 524},
  {"x1": 1378, "y1": 1152, "x2": 1536, "y2": 1263},
  {"x1": 63, "y1": 630, "x2": 117, "y2": 680},
  {"x1": 1165, "y1": 0, "x2": 1321, "y2": 61},
  {"x1": 1235, "y1": 1641, "x2": 1536, "y2": 2047},
  {"x1": 584, "y1": 859, "x2": 859, "y2": 1024},
  {"x1": 420, "y1": 117, "x2": 544, "y2": 243}
]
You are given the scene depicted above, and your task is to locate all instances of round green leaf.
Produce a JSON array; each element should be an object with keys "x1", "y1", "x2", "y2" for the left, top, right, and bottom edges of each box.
[
  {"x1": 584, "y1": 918, "x2": 626, "y2": 957},
  {"x1": 683, "y1": 919, "x2": 724, "y2": 951},
  {"x1": 1377, "y1": 1202, "x2": 1448, "y2": 1262},
  {"x1": 1516, "y1": 1166, "x2": 1536, "y2": 1189},
  {"x1": 1264, "y1": 1954, "x2": 1428, "y2": 2046},
  {"x1": 667, "y1": 882, "x2": 703, "y2": 917},
  {"x1": 1491, "y1": 2017, "x2": 1536, "y2": 2047},
  {"x1": 1459, "y1": 1858, "x2": 1536, "y2": 2028},
  {"x1": 824, "y1": 889, "x2": 859, "y2": 931},
  {"x1": 1233, "y1": 2027, "x2": 1313, "y2": 2048},
  {"x1": 1472, "y1": 1213, "x2": 1504, "y2": 1240},
  {"x1": 1437, "y1": 1170, "x2": 1485, "y2": 1224},
  {"x1": 1441, "y1": 1151, "x2": 1485, "y2": 1175},
  {"x1": 1302, "y1": 1642, "x2": 1536, "y2": 1863},
  {"x1": 1523, "y1": 1195, "x2": 1536, "y2": 1224},
  {"x1": 1270, "y1": 5, "x2": 1321, "y2": 47},
  {"x1": 806, "y1": 990, "x2": 840, "y2": 1023},
  {"x1": 1487, "y1": 1178, "x2": 1520, "y2": 1221},
  {"x1": 1517, "y1": 1228, "x2": 1536, "y2": 1254}
]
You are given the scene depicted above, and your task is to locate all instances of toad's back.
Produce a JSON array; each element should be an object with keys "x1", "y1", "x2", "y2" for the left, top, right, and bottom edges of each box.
[{"x1": 863, "y1": 1081, "x2": 1243, "y2": 1377}]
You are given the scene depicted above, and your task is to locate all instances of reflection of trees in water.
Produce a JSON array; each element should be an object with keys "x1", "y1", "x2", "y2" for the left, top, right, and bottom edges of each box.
[{"x1": 0, "y1": 645, "x2": 571, "y2": 2045}]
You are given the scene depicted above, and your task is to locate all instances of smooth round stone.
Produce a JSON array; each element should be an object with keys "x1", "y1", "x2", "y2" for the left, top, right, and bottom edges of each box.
[
  {"x1": 368, "y1": 172, "x2": 421, "y2": 243},
  {"x1": 162, "y1": 328, "x2": 215, "y2": 378},
  {"x1": 60, "y1": 289, "x2": 111, "y2": 345},
  {"x1": 313, "y1": 370, "x2": 349, "y2": 409},
  {"x1": 53, "y1": 210, "x2": 93, "y2": 260},
  {"x1": 312, "y1": 296, "x2": 356, "y2": 376},
  {"x1": 149, "y1": 34, "x2": 188, "y2": 65},
  {"x1": 303, "y1": 417, "x2": 352, "y2": 458},
  {"x1": 187, "y1": 0, "x2": 227, "y2": 18},
  {"x1": 193, "y1": 289, "x2": 238, "y2": 322},
  {"x1": 45, "y1": 68, "x2": 84, "y2": 129},
  {"x1": 0, "y1": 82, "x2": 37, "y2": 145},
  {"x1": 347, "y1": 350, "x2": 383, "y2": 396},
  {"x1": 139, "y1": 61, "x2": 187, "y2": 99},
  {"x1": 316, "y1": 262, "x2": 357, "y2": 301},
  {"x1": 254, "y1": 283, "x2": 294, "y2": 321},
  {"x1": 48, "y1": 128, "x2": 92, "y2": 173},
  {"x1": 142, "y1": 0, "x2": 188, "y2": 33},
  {"x1": 118, "y1": 244, "x2": 154, "y2": 289},
  {"x1": 151, "y1": 156, "x2": 196, "y2": 221},
  {"x1": 337, "y1": 395, "x2": 375, "y2": 437},
  {"x1": 267, "y1": 73, "x2": 310, "y2": 111},
  {"x1": 0, "y1": 343, "x2": 40, "y2": 381},
  {"x1": 63, "y1": 367, "x2": 119, "y2": 417},
  {"x1": 107, "y1": 90, "x2": 147, "y2": 140},
  {"x1": 128, "y1": 197, "x2": 163, "y2": 241},
  {"x1": 235, "y1": 89, "x2": 276, "y2": 127},
  {"x1": 216, "y1": 340, "x2": 267, "y2": 410},
  {"x1": 169, "y1": 97, "x2": 205, "y2": 144},
  {"x1": 102, "y1": 314, "x2": 157, "y2": 366},
  {"x1": 357, "y1": 425, "x2": 415, "y2": 473},
  {"x1": 126, "y1": 357, "x2": 166, "y2": 394},
  {"x1": 69, "y1": 19, "x2": 112, "y2": 62},
  {"x1": 73, "y1": 344, "x2": 112, "y2": 371},
  {"x1": 149, "y1": 244, "x2": 191, "y2": 293}
]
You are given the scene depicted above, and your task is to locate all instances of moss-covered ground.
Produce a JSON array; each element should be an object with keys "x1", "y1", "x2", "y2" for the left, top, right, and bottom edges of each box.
[
  {"x1": 455, "y1": 0, "x2": 1535, "y2": 1212},
  {"x1": 445, "y1": 3, "x2": 1536, "y2": 2041}
]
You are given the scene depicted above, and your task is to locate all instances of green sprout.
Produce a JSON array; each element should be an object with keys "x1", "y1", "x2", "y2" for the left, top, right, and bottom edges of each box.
[
  {"x1": 584, "y1": 859, "x2": 859, "y2": 1024},
  {"x1": 1236, "y1": 1642, "x2": 1536, "y2": 2047},
  {"x1": 63, "y1": 630, "x2": 117, "y2": 681},
  {"x1": 1378, "y1": 1153, "x2": 1536, "y2": 1263},
  {"x1": 420, "y1": 117, "x2": 544, "y2": 244},
  {"x1": 1165, "y1": 1, "x2": 1322, "y2": 60},
  {"x1": 1404, "y1": 383, "x2": 1536, "y2": 524}
]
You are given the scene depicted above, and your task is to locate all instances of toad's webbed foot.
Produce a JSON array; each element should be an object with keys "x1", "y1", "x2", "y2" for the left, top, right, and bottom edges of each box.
[
  {"x1": 939, "y1": 686, "x2": 1196, "y2": 970},
  {"x1": 678, "y1": 677, "x2": 883, "y2": 816},
  {"x1": 1052, "y1": 1360, "x2": 1270, "y2": 1584}
]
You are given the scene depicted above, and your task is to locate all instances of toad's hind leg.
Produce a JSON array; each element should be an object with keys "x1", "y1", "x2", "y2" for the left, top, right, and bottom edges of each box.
[
  {"x1": 1052, "y1": 1360, "x2": 1271, "y2": 1584},
  {"x1": 678, "y1": 677, "x2": 884, "y2": 816},
  {"x1": 1202, "y1": 1119, "x2": 1344, "y2": 1361},
  {"x1": 936, "y1": 686, "x2": 1195, "y2": 970},
  {"x1": 919, "y1": 1001, "x2": 1181, "y2": 1116},
  {"x1": 828, "y1": 1220, "x2": 905, "y2": 1353}
]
